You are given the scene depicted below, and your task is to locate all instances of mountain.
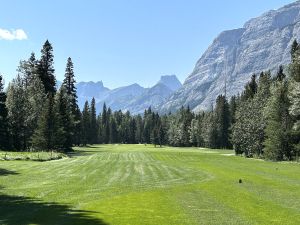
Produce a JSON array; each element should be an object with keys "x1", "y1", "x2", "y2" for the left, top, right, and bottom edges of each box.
[
  {"x1": 157, "y1": 75, "x2": 182, "y2": 91},
  {"x1": 96, "y1": 83, "x2": 146, "y2": 112},
  {"x1": 76, "y1": 81, "x2": 110, "y2": 109},
  {"x1": 125, "y1": 83, "x2": 174, "y2": 114},
  {"x1": 160, "y1": 1, "x2": 300, "y2": 113},
  {"x1": 76, "y1": 75, "x2": 182, "y2": 114}
]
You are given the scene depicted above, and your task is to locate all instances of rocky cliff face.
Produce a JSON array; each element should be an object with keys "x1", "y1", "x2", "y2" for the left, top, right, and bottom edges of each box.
[{"x1": 160, "y1": 1, "x2": 300, "y2": 113}]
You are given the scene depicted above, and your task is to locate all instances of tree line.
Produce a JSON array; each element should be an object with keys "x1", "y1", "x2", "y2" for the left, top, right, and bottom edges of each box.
[{"x1": 0, "y1": 40, "x2": 299, "y2": 161}]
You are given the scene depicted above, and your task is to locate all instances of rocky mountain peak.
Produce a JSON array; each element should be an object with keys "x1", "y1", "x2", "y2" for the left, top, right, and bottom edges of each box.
[{"x1": 160, "y1": 1, "x2": 300, "y2": 113}]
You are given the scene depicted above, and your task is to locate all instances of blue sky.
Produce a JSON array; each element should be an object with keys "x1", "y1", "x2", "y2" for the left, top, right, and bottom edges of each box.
[{"x1": 0, "y1": 0, "x2": 295, "y2": 88}]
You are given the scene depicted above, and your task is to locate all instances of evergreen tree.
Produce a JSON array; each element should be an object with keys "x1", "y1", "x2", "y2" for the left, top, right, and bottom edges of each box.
[
  {"x1": 81, "y1": 101, "x2": 91, "y2": 146},
  {"x1": 289, "y1": 40, "x2": 300, "y2": 159},
  {"x1": 73, "y1": 106, "x2": 82, "y2": 146},
  {"x1": 25, "y1": 76, "x2": 47, "y2": 148},
  {"x1": 291, "y1": 39, "x2": 299, "y2": 62},
  {"x1": 62, "y1": 57, "x2": 81, "y2": 146},
  {"x1": 135, "y1": 114, "x2": 143, "y2": 143},
  {"x1": 6, "y1": 75, "x2": 27, "y2": 150},
  {"x1": 90, "y1": 98, "x2": 98, "y2": 144},
  {"x1": 109, "y1": 117, "x2": 118, "y2": 143},
  {"x1": 53, "y1": 87, "x2": 73, "y2": 151},
  {"x1": 241, "y1": 74, "x2": 257, "y2": 101},
  {"x1": 264, "y1": 80, "x2": 293, "y2": 160},
  {"x1": 63, "y1": 57, "x2": 77, "y2": 110},
  {"x1": 151, "y1": 124, "x2": 160, "y2": 147},
  {"x1": 214, "y1": 95, "x2": 230, "y2": 148},
  {"x1": 0, "y1": 74, "x2": 10, "y2": 149},
  {"x1": 31, "y1": 95, "x2": 56, "y2": 151},
  {"x1": 275, "y1": 65, "x2": 286, "y2": 82},
  {"x1": 17, "y1": 53, "x2": 38, "y2": 88},
  {"x1": 143, "y1": 107, "x2": 153, "y2": 144},
  {"x1": 232, "y1": 72, "x2": 271, "y2": 157},
  {"x1": 37, "y1": 40, "x2": 56, "y2": 95},
  {"x1": 101, "y1": 103, "x2": 110, "y2": 144}
]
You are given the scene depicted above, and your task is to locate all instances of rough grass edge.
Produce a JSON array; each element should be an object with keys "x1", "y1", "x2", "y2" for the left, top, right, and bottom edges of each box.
[{"x1": 0, "y1": 151, "x2": 68, "y2": 162}]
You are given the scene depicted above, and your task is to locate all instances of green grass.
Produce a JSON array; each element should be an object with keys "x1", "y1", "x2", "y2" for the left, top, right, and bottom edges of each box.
[{"x1": 0, "y1": 144, "x2": 299, "y2": 225}]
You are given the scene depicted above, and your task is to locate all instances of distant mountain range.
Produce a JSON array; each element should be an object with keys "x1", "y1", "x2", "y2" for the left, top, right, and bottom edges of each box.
[{"x1": 74, "y1": 75, "x2": 182, "y2": 114}]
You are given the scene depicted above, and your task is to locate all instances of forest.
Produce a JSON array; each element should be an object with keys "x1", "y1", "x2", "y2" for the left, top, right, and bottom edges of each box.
[{"x1": 0, "y1": 40, "x2": 299, "y2": 161}]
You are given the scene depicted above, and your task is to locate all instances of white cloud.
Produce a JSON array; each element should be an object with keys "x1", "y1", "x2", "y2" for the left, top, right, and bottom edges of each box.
[{"x1": 0, "y1": 28, "x2": 28, "y2": 40}]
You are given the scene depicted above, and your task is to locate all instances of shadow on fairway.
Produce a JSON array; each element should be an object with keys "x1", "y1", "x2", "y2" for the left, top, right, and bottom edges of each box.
[
  {"x1": 0, "y1": 169, "x2": 109, "y2": 225},
  {"x1": 0, "y1": 168, "x2": 19, "y2": 176},
  {"x1": 67, "y1": 150, "x2": 100, "y2": 157}
]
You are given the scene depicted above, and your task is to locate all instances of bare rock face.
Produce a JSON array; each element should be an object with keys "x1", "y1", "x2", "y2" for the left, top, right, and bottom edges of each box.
[{"x1": 160, "y1": 1, "x2": 300, "y2": 113}]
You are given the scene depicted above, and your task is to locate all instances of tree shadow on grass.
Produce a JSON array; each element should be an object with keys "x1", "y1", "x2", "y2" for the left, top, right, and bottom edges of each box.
[
  {"x1": 0, "y1": 169, "x2": 109, "y2": 225},
  {"x1": 0, "y1": 168, "x2": 19, "y2": 176},
  {"x1": 0, "y1": 194, "x2": 109, "y2": 225}
]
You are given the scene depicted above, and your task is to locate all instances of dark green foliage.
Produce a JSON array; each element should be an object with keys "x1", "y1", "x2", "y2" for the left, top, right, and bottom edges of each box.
[
  {"x1": 241, "y1": 74, "x2": 257, "y2": 101},
  {"x1": 264, "y1": 80, "x2": 293, "y2": 160},
  {"x1": 288, "y1": 39, "x2": 300, "y2": 159},
  {"x1": 37, "y1": 40, "x2": 56, "y2": 95},
  {"x1": 62, "y1": 57, "x2": 81, "y2": 146},
  {"x1": 6, "y1": 75, "x2": 27, "y2": 151},
  {"x1": 0, "y1": 74, "x2": 10, "y2": 149},
  {"x1": 53, "y1": 87, "x2": 74, "y2": 151},
  {"x1": 214, "y1": 95, "x2": 230, "y2": 148},
  {"x1": 31, "y1": 96, "x2": 56, "y2": 150},
  {"x1": 275, "y1": 65, "x2": 286, "y2": 82},
  {"x1": 232, "y1": 72, "x2": 271, "y2": 157},
  {"x1": 81, "y1": 101, "x2": 91, "y2": 146},
  {"x1": 90, "y1": 98, "x2": 98, "y2": 144}
]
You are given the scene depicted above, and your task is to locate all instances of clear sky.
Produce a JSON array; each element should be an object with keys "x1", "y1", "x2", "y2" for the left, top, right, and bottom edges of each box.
[{"x1": 0, "y1": 0, "x2": 295, "y2": 88}]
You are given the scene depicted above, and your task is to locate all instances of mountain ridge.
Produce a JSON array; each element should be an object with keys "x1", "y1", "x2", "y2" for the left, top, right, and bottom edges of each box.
[
  {"x1": 159, "y1": 0, "x2": 300, "y2": 113},
  {"x1": 75, "y1": 75, "x2": 182, "y2": 113}
]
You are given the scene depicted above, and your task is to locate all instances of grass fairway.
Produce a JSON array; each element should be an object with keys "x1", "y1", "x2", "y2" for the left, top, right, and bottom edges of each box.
[{"x1": 0, "y1": 145, "x2": 299, "y2": 225}]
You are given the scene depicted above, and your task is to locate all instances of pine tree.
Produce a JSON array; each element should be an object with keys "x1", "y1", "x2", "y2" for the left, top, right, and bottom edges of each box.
[
  {"x1": 62, "y1": 57, "x2": 81, "y2": 146},
  {"x1": 90, "y1": 98, "x2": 98, "y2": 144},
  {"x1": 0, "y1": 74, "x2": 10, "y2": 149},
  {"x1": 241, "y1": 74, "x2": 257, "y2": 101},
  {"x1": 17, "y1": 52, "x2": 38, "y2": 88},
  {"x1": 37, "y1": 40, "x2": 56, "y2": 95},
  {"x1": 264, "y1": 80, "x2": 293, "y2": 160},
  {"x1": 189, "y1": 118, "x2": 200, "y2": 146},
  {"x1": 81, "y1": 101, "x2": 91, "y2": 146},
  {"x1": 25, "y1": 75, "x2": 47, "y2": 148},
  {"x1": 143, "y1": 107, "x2": 152, "y2": 144},
  {"x1": 232, "y1": 71, "x2": 271, "y2": 157},
  {"x1": 291, "y1": 39, "x2": 299, "y2": 62},
  {"x1": 73, "y1": 105, "x2": 82, "y2": 146},
  {"x1": 214, "y1": 95, "x2": 230, "y2": 148},
  {"x1": 151, "y1": 124, "x2": 159, "y2": 147},
  {"x1": 53, "y1": 87, "x2": 73, "y2": 151},
  {"x1": 109, "y1": 117, "x2": 118, "y2": 143},
  {"x1": 288, "y1": 40, "x2": 300, "y2": 159},
  {"x1": 101, "y1": 103, "x2": 110, "y2": 144},
  {"x1": 6, "y1": 75, "x2": 27, "y2": 150},
  {"x1": 275, "y1": 65, "x2": 286, "y2": 82},
  {"x1": 31, "y1": 95, "x2": 56, "y2": 151},
  {"x1": 63, "y1": 57, "x2": 77, "y2": 110},
  {"x1": 135, "y1": 114, "x2": 143, "y2": 143}
]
